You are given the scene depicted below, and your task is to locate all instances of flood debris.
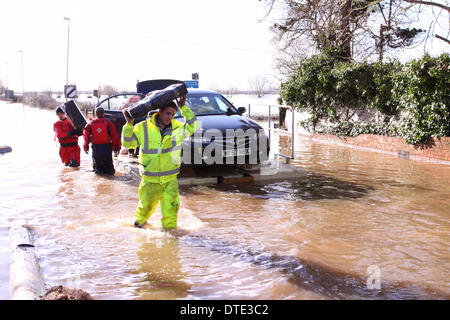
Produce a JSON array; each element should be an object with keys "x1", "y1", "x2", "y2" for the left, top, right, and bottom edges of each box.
[
  {"x1": 9, "y1": 222, "x2": 46, "y2": 300},
  {"x1": 0, "y1": 145, "x2": 12, "y2": 154},
  {"x1": 41, "y1": 285, "x2": 93, "y2": 300}
]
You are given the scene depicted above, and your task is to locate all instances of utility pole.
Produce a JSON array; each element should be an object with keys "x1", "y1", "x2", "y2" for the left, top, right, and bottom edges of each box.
[
  {"x1": 64, "y1": 17, "x2": 70, "y2": 86},
  {"x1": 18, "y1": 50, "x2": 24, "y2": 103},
  {"x1": 4, "y1": 62, "x2": 9, "y2": 89}
]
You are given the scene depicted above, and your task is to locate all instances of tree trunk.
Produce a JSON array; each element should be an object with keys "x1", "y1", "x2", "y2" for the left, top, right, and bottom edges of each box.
[
  {"x1": 340, "y1": 0, "x2": 352, "y2": 61},
  {"x1": 379, "y1": 26, "x2": 385, "y2": 62}
]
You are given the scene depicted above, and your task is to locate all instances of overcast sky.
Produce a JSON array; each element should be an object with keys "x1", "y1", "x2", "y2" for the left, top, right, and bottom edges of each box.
[
  {"x1": 0, "y1": 0, "x2": 279, "y2": 92},
  {"x1": 0, "y1": 0, "x2": 448, "y2": 93}
]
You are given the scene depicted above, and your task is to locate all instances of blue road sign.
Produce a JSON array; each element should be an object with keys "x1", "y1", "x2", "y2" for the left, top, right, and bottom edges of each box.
[{"x1": 184, "y1": 80, "x2": 199, "y2": 88}]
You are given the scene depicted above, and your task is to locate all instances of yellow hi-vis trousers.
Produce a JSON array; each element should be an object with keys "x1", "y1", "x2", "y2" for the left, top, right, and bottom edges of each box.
[{"x1": 135, "y1": 178, "x2": 180, "y2": 229}]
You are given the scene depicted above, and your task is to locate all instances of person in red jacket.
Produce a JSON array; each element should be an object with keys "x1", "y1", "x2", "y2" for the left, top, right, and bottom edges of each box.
[
  {"x1": 54, "y1": 107, "x2": 81, "y2": 167},
  {"x1": 83, "y1": 107, "x2": 121, "y2": 175}
]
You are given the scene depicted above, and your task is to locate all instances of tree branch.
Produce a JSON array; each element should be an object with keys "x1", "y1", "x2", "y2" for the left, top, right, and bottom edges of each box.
[
  {"x1": 435, "y1": 34, "x2": 450, "y2": 44},
  {"x1": 402, "y1": 0, "x2": 450, "y2": 12}
]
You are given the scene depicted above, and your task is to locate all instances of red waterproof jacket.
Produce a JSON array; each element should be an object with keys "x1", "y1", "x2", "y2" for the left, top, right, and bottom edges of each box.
[
  {"x1": 83, "y1": 117, "x2": 121, "y2": 152},
  {"x1": 54, "y1": 118, "x2": 78, "y2": 146}
]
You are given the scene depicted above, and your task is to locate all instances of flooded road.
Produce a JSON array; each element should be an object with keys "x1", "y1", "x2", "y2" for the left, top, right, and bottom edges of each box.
[{"x1": 0, "y1": 101, "x2": 449, "y2": 299}]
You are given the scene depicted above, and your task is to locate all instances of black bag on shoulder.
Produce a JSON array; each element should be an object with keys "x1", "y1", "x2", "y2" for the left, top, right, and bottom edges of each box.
[{"x1": 126, "y1": 83, "x2": 187, "y2": 119}]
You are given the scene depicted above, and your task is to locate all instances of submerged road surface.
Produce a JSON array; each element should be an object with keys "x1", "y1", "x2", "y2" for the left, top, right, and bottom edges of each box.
[{"x1": 0, "y1": 101, "x2": 449, "y2": 299}]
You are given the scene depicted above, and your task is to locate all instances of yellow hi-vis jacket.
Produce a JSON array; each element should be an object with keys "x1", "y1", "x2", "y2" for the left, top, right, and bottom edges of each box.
[{"x1": 121, "y1": 105, "x2": 200, "y2": 184}]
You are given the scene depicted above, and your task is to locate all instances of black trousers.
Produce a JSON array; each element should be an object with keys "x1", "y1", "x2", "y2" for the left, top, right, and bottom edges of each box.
[{"x1": 92, "y1": 143, "x2": 115, "y2": 175}]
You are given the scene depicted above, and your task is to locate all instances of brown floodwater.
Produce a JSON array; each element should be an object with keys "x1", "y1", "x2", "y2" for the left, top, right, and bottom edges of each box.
[{"x1": 0, "y1": 102, "x2": 449, "y2": 299}]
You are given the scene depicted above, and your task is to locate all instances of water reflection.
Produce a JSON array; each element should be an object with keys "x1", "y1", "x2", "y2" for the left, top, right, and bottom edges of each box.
[
  {"x1": 132, "y1": 238, "x2": 191, "y2": 299},
  {"x1": 210, "y1": 173, "x2": 373, "y2": 201}
]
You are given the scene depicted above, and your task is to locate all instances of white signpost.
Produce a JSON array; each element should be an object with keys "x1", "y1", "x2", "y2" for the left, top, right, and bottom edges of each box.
[{"x1": 64, "y1": 84, "x2": 77, "y2": 99}]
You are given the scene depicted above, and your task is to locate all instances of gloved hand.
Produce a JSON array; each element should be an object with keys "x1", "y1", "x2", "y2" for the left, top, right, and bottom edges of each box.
[
  {"x1": 122, "y1": 110, "x2": 134, "y2": 123},
  {"x1": 176, "y1": 94, "x2": 186, "y2": 108}
]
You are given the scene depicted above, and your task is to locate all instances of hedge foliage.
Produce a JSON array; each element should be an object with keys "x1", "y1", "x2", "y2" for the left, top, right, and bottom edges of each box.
[{"x1": 280, "y1": 52, "x2": 450, "y2": 145}]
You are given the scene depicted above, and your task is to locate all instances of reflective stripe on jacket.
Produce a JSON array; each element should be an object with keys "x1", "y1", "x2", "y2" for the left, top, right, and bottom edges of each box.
[{"x1": 121, "y1": 105, "x2": 200, "y2": 184}]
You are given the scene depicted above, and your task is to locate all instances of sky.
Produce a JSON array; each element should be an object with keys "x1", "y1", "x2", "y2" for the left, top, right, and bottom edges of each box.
[
  {"x1": 0, "y1": 0, "x2": 448, "y2": 93},
  {"x1": 0, "y1": 0, "x2": 279, "y2": 92}
]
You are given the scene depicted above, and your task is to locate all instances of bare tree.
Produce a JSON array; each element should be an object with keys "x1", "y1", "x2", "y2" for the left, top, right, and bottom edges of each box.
[
  {"x1": 404, "y1": 0, "x2": 450, "y2": 45},
  {"x1": 403, "y1": 0, "x2": 449, "y2": 11},
  {"x1": 273, "y1": 34, "x2": 315, "y2": 76},
  {"x1": 99, "y1": 84, "x2": 118, "y2": 97},
  {"x1": 261, "y1": 0, "x2": 449, "y2": 67},
  {"x1": 248, "y1": 75, "x2": 271, "y2": 97},
  {"x1": 0, "y1": 79, "x2": 5, "y2": 95},
  {"x1": 263, "y1": 1, "x2": 370, "y2": 60},
  {"x1": 223, "y1": 84, "x2": 238, "y2": 98},
  {"x1": 365, "y1": 1, "x2": 426, "y2": 61}
]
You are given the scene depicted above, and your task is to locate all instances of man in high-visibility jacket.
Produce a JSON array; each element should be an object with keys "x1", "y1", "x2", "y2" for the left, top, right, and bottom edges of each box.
[
  {"x1": 54, "y1": 107, "x2": 81, "y2": 167},
  {"x1": 121, "y1": 94, "x2": 200, "y2": 229},
  {"x1": 83, "y1": 107, "x2": 121, "y2": 175}
]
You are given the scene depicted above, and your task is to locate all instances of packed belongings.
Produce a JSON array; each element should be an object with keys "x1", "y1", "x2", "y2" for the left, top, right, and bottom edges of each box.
[
  {"x1": 126, "y1": 83, "x2": 188, "y2": 119},
  {"x1": 60, "y1": 100, "x2": 87, "y2": 135}
]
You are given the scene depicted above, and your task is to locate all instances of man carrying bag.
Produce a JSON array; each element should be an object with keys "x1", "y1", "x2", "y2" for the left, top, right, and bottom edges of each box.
[{"x1": 121, "y1": 94, "x2": 199, "y2": 229}]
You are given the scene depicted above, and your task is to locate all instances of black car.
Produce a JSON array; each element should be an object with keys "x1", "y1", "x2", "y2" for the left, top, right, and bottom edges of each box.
[{"x1": 94, "y1": 80, "x2": 269, "y2": 166}]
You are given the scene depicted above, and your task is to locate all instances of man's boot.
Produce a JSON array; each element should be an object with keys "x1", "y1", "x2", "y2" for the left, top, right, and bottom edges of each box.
[{"x1": 68, "y1": 159, "x2": 80, "y2": 167}]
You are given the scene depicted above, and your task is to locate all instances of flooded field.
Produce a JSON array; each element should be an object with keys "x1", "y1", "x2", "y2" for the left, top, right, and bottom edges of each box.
[{"x1": 0, "y1": 101, "x2": 449, "y2": 299}]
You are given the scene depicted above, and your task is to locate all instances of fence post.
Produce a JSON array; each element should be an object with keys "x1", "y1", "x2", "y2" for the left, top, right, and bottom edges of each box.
[
  {"x1": 268, "y1": 105, "x2": 271, "y2": 149},
  {"x1": 291, "y1": 106, "x2": 295, "y2": 160}
]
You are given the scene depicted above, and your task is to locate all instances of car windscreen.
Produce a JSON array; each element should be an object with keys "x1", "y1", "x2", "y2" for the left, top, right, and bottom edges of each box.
[{"x1": 178, "y1": 93, "x2": 239, "y2": 116}]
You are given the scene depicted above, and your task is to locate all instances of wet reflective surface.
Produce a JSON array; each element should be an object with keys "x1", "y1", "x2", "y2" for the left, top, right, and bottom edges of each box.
[{"x1": 0, "y1": 102, "x2": 449, "y2": 299}]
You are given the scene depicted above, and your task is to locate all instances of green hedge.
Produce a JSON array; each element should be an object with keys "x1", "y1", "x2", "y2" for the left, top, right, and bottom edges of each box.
[
  {"x1": 394, "y1": 54, "x2": 450, "y2": 144},
  {"x1": 280, "y1": 53, "x2": 450, "y2": 145}
]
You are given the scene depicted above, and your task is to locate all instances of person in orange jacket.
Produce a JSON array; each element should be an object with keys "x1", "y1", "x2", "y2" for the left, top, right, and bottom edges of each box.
[
  {"x1": 83, "y1": 107, "x2": 121, "y2": 175},
  {"x1": 54, "y1": 107, "x2": 81, "y2": 167}
]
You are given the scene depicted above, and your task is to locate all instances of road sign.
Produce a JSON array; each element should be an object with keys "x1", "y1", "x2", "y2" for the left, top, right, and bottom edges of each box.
[
  {"x1": 93, "y1": 89, "x2": 99, "y2": 98},
  {"x1": 5, "y1": 90, "x2": 14, "y2": 99},
  {"x1": 192, "y1": 73, "x2": 199, "y2": 80},
  {"x1": 184, "y1": 80, "x2": 199, "y2": 88},
  {"x1": 64, "y1": 84, "x2": 77, "y2": 99}
]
